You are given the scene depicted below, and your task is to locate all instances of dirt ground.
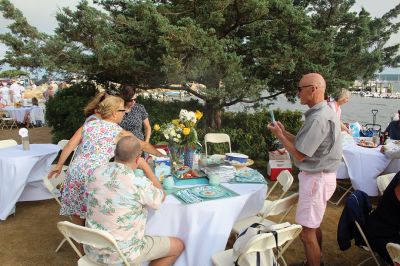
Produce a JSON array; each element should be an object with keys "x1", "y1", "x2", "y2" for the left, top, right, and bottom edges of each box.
[{"x1": 0, "y1": 127, "x2": 382, "y2": 265}]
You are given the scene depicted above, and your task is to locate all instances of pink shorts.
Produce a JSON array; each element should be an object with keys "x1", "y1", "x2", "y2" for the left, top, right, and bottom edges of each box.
[{"x1": 295, "y1": 171, "x2": 337, "y2": 228}]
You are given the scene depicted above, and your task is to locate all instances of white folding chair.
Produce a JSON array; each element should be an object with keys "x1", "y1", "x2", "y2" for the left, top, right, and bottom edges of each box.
[
  {"x1": 0, "y1": 110, "x2": 17, "y2": 130},
  {"x1": 0, "y1": 139, "x2": 18, "y2": 149},
  {"x1": 232, "y1": 193, "x2": 299, "y2": 242},
  {"x1": 354, "y1": 221, "x2": 381, "y2": 266},
  {"x1": 57, "y1": 221, "x2": 130, "y2": 266},
  {"x1": 204, "y1": 133, "x2": 231, "y2": 156},
  {"x1": 330, "y1": 157, "x2": 353, "y2": 205},
  {"x1": 43, "y1": 170, "x2": 71, "y2": 252},
  {"x1": 377, "y1": 173, "x2": 396, "y2": 195},
  {"x1": 386, "y1": 243, "x2": 400, "y2": 265},
  {"x1": 262, "y1": 170, "x2": 294, "y2": 213},
  {"x1": 212, "y1": 224, "x2": 302, "y2": 266},
  {"x1": 56, "y1": 139, "x2": 77, "y2": 171}
]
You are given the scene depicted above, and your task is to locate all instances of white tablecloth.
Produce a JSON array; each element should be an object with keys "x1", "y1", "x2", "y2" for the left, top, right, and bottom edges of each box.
[
  {"x1": 144, "y1": 183, "x2": 266, "y2": 266},
  {"x1": 341, "y1": 141, "x2": 400, "y2": 196},
  {"x1": 0, "y1": 144, "x2": 60, "y2": 220},
  {"x1": 2, "y1": 106, "x2": 45, "y2": 125}
]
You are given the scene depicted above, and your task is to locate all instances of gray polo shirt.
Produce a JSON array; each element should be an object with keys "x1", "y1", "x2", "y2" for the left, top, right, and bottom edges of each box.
[{"x1": 294, "y1": 101, "x2": 342, "y2": 173}]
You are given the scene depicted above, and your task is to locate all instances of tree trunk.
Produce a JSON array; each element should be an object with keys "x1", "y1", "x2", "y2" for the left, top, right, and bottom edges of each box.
[{"x1": 204, "y1": 100, "x2": 222, "y2": 130}]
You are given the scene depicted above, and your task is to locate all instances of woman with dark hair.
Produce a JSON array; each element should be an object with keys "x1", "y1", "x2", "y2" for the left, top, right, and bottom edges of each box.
[
  {"x1": 384, "y1": 110, "x2": 400, "y2": 140},
  {"x1": 120, "y1": 85, "x2": 152, "y2": 143}
]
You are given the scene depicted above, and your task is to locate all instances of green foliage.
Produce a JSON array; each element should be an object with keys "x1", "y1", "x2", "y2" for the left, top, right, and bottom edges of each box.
[
  {"x1": 148, "y1": 98, "x2": 303, "y2": 161},
  {"x1": 0, "y1": 69, "x2": 29, "y2": 78},
  {"x1": 1, "y1": 0, "x2": 399, "y2": 128},
  {"x1": 45, "y1": 82, "x2": 97, "y2": 143},
  {"x1": 204, "y1": 109, "x2": 303, "y2": 160}
]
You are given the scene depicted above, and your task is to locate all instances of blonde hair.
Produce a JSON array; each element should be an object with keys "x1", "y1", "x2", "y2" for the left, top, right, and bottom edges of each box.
[
  {"x1": 96, "y1": 96, "x2": 124, "y2": 119},
  {"x1": 84, "y1": 92, "x2": 107, "y2": 117},
  {"x1": 334, "y1": 89, "x2": 350, "y2": 101}
]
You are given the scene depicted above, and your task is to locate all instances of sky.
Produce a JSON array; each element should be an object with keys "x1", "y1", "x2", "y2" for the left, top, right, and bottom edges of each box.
[{"x1": 0, "y1": 0, "x2": 399, "y2": 74}]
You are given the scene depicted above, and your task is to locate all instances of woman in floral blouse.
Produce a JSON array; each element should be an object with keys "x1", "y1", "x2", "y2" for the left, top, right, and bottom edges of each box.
[{"x1": 49, "y1": 96, "x2": 162, "y2": 226}]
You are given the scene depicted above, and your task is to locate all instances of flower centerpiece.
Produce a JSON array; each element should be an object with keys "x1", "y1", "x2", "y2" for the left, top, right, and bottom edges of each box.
[{"x1": 154, "y1": 109, "x2": 203, "y2": 170}]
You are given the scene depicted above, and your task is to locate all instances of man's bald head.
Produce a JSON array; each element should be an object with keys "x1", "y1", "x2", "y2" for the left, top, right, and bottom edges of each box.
[
  {"x1": 115, "y1": 136, "x2": 142, "y2": 164},
  {"x1": 301, "y1": 73, "x2": 326, "y2": 94}
]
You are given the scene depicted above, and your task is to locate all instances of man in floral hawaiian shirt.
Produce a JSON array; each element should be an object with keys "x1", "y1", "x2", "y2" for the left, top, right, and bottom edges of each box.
[{"x1": 85, "y1": 136, "x2": 184, "y2": 265}]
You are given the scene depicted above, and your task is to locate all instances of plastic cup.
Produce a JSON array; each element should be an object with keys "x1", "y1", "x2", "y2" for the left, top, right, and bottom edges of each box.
[
  {"x1": 209, "y1": 175, "x2": 220, "y2": 186},
  {"x1": 163, "y1": 176, "x2": 174, "y2": 190}
]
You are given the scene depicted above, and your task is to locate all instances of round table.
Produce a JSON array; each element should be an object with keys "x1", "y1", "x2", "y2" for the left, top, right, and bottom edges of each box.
[
  {"x1": 342, "y1": 140, "x2": 400, "y2": 196},
  {"x1": 0, "y1": 144, "x2": 60, "y2": 220},
  {"x1": 2, "y1": 106, "x2": 45, "y2": 125},
  {"x1": 144, "y1": 183, "x2": 266, "y2": 266}
]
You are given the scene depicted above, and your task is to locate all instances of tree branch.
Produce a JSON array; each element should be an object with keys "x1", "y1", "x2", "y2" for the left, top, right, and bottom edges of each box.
[{"x1": 223, "y1": 89, "x2": 287, "y2": 107}]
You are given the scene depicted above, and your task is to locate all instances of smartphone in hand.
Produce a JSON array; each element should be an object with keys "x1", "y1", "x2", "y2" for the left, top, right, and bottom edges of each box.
[{"x1": 269, "y1": 110, "x2": 276, "y2": 124}]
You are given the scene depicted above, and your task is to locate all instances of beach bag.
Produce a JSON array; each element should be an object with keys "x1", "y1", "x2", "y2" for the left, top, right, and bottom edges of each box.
[
  {"x1": 360, "y1": 128, "x2": 378, "y2": 137},
  {"x1": 232, "y1": 222, "x2": 291, "y2": 266},
  {"x1": 349, "y1": 122, "x2": 361, "y2": 138}
]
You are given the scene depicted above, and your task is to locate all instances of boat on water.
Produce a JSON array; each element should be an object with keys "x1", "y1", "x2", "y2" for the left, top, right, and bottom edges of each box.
[{"x1": 360, "y1": 91, "x2": 373, "y2": 97}]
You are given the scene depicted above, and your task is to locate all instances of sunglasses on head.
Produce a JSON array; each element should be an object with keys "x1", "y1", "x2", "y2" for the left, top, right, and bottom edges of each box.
[{"x1": 117, "y1": 109, "x2": 126, "y2": 112}]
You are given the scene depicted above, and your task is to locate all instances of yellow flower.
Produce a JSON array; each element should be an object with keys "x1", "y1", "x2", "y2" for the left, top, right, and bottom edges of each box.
[
  {"x1": 179, "y1": 123, "x2": 185, "y2": 129},
  {"x1": 195, "y1": 110, "x2": 203, "y2": 120},
  {"x1": 153, "y1": 124, "x2": 160, "y2": 131},
  {"x1": 172, "y1": 119, "x2": 180, "y2": 126},
  {"x1": 183, "y1": 127, "x2": 191, "y2": 135}
]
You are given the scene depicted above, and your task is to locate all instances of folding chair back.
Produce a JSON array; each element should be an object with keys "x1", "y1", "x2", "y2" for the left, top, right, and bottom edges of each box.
[
  {"x1": 43, "y1": 171, "x2": 66, "y2": 206},
  {"x1": 377, "y1": 173, "x2": 396, "y2": 195},
  {"x1": 262, "y1": 193, "x2": 299, "y2": 223},
  {"x1": 0, "y1": 139, "x2": 18, "y2": 149},
  {"x1": 57, "y1": 221, "x2": 130, "y2": 266},
  {"x1": 57, "y1": 139, "x2": 69, "y2": 150},
  {"x1": 242, "y1": 224, "x2": 302, "y2": 260},
  {"x1": 204, "y1": 133, "x2": 231, "y2": 156},
  {"x1": 265, "y1": 170, "x2": 293, "y2": 200},
  {"x1": 386, "y1": 243, "x2": 400, "y2": 264}
]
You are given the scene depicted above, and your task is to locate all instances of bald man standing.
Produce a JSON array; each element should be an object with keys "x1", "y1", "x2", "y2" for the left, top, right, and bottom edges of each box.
[{"x1": 268, "y1": 73, "x2": 342, "y2": 266}]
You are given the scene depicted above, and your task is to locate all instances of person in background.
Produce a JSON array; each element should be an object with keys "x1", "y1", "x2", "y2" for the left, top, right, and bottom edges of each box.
[
  {"x1": 120, "y1": 85, "x2": 152, "y2": 143},
  {"x1": 268, "y1": 73, "x2": 342, "y2": 266},
  {"x1": 328, "y1": 89, "x2": 351, "y2": 134},
  {"x1": 22, "y1": 97, "x2": 40, "y2": 127},
  {"x1": 0, "y1": 82, "x2": 10, "y2": 105},
  {"x1": 366, "y1": 171, "x2": 400, "y2": 265},
  {"x1": 10, "y1": 80, "x2": 24, "y2": 103},
  {"x1": 48, "y1": 96, "x2": 163, "y2": 226},
  {"x1": 85, "y1": 136, "x2": 184, "y2": 265},
  {"x1": 49, "y1": 80, "x2": 59, "y2": 93},
  {"x1": 384, "y1": 110, "x2": 400, "y2": 140},
  {"x1": 43, "y1": 85, "x2": 55, "y2": 101}
]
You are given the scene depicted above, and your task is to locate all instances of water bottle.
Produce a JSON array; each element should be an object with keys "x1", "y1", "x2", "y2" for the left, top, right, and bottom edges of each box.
[{"x1": 192, "y1": 142, "x2": 202, "y2": 170}]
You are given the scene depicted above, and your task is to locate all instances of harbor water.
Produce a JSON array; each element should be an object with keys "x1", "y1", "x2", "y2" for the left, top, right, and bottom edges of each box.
[{"x1": 227, "y1": 82, "x2": 400, "y2": 128}]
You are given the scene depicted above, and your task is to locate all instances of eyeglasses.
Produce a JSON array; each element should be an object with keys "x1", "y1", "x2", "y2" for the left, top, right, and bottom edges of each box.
[
  {"x1": 297, "y1": 84, "x2": 314, "y2": 93},
  {"x1": 128, "y1": 97, "x2": 137, "y2": 102},
  {"x1": 117, "y1": 109, "x2": 126, "y2": 112}
]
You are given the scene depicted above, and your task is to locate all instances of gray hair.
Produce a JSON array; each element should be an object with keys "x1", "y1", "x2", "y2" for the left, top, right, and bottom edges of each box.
[
  {"x1": 115, "y1": 136, "x2": 142, "y2": 163},
  {"x1": 334, "y1": 89, "x2": 350, "y2": 101}
]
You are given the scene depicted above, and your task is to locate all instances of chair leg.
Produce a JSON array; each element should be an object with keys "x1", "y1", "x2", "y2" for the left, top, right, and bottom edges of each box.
[
  {"x1": 329, "y1": 185, "x2": 353, "y2": 206},
  {"x1": 357, "y1": 255, "x2": 380, "y2": 266},
  {"x1": 55, "y1": 238, "x2": 67, "y2": 253}
]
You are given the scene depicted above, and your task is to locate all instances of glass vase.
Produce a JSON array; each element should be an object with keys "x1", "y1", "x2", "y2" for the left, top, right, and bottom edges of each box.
[
  {"x1": 168, "y1": 145, "x2": 182, "y2": 172},
  {"x1": 184, "y1": 147, "x2": 194, "y2": 168}
]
